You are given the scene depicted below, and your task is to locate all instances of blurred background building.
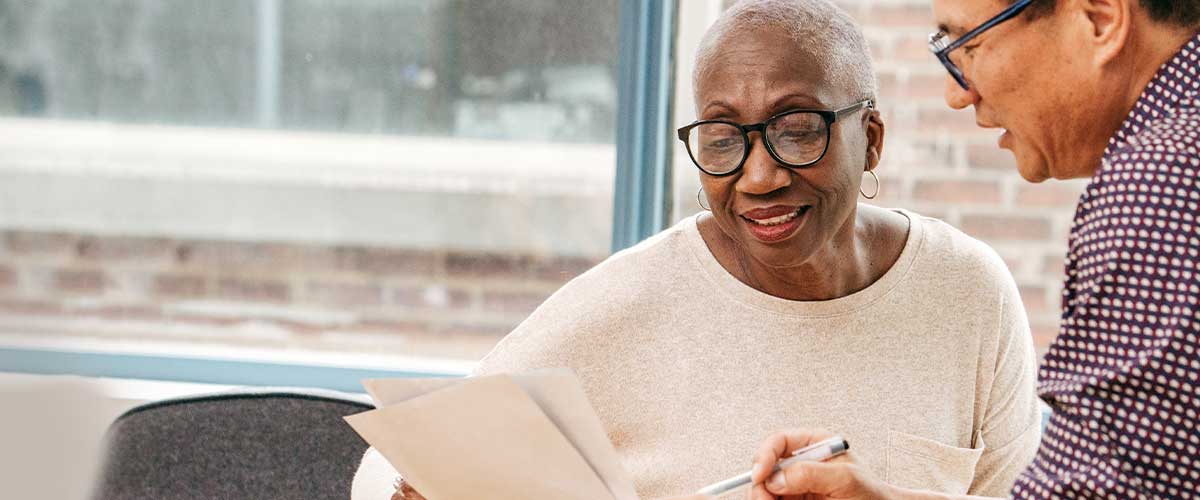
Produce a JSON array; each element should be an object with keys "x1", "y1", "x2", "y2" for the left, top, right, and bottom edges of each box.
[{"x1": 0, "y1": 0, "x2": 1080, "y2": 366}]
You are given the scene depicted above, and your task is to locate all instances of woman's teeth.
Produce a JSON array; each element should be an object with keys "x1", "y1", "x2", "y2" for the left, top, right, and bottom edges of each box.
[{"x1": 747, "y1": 207, "x2": 806, "y2": 226}]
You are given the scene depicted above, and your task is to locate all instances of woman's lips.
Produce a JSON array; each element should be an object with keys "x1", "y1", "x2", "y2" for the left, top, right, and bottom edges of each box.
[{"x1": 740, "y1": 206, "x2": 810, "y2": 243}]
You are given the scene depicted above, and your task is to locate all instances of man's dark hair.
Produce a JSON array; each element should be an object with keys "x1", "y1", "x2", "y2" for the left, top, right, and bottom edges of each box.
[{"x1": 1018, "y1": 0, "x2": 1200, "y2": 27}]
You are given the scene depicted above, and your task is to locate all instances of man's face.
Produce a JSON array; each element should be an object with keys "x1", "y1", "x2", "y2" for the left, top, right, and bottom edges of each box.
[{"x1": 932, "y1": 0, "x2": 1100, "y2": 182}]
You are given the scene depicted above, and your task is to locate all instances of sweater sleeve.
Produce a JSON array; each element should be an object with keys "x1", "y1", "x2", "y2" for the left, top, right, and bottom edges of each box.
[{"x1": 967, "y1": 274, "x2": 1043, "y2": 497}]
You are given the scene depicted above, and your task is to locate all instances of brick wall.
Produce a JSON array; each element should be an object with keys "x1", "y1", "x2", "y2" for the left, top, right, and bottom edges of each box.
[{"x1": 0, "y1": 230, "x2": 599, "y2": 361}]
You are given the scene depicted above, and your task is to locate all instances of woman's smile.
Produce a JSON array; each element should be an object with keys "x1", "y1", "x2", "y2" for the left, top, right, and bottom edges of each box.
[{"x1": 739, "y1": 204, "x2": 811, "y2": 243}]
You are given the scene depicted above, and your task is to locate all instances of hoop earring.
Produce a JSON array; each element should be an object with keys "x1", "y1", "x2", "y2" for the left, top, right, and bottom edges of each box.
[
  {"x1": 860, "y1": 170, "x2": 879, "y2": 199},
  {"x1": 696, "y1": 187, "x2": 711, "y2": 211}
]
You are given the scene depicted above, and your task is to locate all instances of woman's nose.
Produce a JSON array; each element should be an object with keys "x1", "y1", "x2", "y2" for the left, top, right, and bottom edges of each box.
[{"x1": 736, "y1": 136, "x2": 792, "y2": 195}]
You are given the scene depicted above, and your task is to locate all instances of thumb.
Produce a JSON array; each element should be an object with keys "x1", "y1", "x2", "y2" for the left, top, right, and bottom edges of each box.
[{"x1": 765, "y1": 461, "x2": 858, "y2": 496}]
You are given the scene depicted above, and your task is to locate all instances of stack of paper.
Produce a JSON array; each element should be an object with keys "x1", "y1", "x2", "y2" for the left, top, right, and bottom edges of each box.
[{"x1": 345, "y1": 369, "x2": 641, "y2": 500}]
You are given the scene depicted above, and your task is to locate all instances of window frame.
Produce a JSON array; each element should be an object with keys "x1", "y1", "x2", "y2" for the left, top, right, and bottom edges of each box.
[{"x1": 0, "y1": 0, "x2": 680, "y2": 391}]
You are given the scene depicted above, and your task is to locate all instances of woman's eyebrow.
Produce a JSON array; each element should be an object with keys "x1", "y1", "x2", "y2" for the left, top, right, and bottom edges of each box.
[
  {"x1": 701, "y1": 100, "x2": 737, "y2": 117},
  {"x1": 771, "y1": 93, "x2": 824, "y2": 110}
]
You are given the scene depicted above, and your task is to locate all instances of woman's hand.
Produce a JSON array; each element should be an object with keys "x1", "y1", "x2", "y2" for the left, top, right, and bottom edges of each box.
[{"x1": 748, "y1": 429, "x2": 897, "y2": 500}]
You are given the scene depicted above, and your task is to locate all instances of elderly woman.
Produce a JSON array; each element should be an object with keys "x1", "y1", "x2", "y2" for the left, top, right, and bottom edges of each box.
[{"x1": 354, "y1": 0, "x2": 1041, "y2": 498}]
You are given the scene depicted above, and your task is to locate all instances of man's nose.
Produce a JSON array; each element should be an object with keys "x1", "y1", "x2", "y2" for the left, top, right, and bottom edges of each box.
[{"x1": 944, "y1": 74, "x2": 980, "y2": 110}]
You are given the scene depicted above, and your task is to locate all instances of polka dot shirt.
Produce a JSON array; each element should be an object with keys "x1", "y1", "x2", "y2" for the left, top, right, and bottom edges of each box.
[{"x1": 1011, "y1": 34, "x2": 1200, "y2": 499}]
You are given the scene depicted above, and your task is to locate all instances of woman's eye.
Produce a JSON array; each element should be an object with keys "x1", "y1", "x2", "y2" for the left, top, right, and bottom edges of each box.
[
  {"x1": 707, "y1": 138, "x2": 740, "y2": 149},
  {"x1": 779, "y1": 130, "x2": 820, "y2": 141}
]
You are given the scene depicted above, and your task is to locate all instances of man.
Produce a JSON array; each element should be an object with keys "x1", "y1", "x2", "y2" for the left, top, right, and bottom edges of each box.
[{"x1": 740, "y1": 0, "x2": 1200, "y2": 498}]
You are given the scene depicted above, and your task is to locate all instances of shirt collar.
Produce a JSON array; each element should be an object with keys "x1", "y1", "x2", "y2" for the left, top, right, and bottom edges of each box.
[{"x1": 1104, "y1": 31, "x2": 1200, "y2": 158}]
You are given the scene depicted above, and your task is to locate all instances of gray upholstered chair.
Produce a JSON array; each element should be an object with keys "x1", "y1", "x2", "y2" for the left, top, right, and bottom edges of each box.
[{"x1": 90, "y1": 387, "x2": 373, "y2": 500}]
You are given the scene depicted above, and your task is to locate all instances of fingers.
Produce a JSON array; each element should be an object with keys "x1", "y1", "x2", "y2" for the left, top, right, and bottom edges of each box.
[
  {"x1": 750, "y1": 428, "x2": 839, "y2": 482},
  {"x1": 764, "y1": 461, "x2": 858, "y2": 496}
]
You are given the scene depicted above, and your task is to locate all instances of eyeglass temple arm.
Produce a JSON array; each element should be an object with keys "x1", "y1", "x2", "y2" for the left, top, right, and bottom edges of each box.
[
  {"x1": 937, "y1": 0, "x2": 1035, "y2": 54},
  {"x1": 834, "y1": 99, "x2": 875, "y2": 119}
]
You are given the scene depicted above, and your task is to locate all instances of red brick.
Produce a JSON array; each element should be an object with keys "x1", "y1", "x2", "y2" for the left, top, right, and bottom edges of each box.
[
  {"x1": 0, "y1": 298, "x2": 62, "y2": 315},
  {"x1": 178, "y1": 241, "x2": 320, "y2": 270},
  {"x1": 5, "y1": 231, "x2": 76, "y2": 256},
  {"x1": 960, "y1": 214, "x2": 1052, "y2": 241},
  {"x1": 528, "y1": 256, "x2": 600, "y2": 282},
  {"x1": 882, "y1": 73, "x2": 947, "y2": 101},
  {"x1": 894, "y1": 36, "x2": 940, "y2": 63},
  {"x1": 917, "y1": 108, "x2": 980, "y2": 133},
  {"x1": 864, "y1": 4, "x2": 932, "y2": 28},
  {"x1": 1031, "y1": 320, "x2": 1061, "y2": 353},
  {"x1": 85, "y1": 305, "x2": 163, "y2": 321},
  {"x1": 52, "y1": 269, "x2": 109, "y2": 294},
  {"x1": 481, "y1": 290, "x2": 551, "y2": 315},
  {"x1": 1019, "y1": 285, "x2": 1049, "y2": 314},
  {"x1": 865, "y1": 175, "x2": 906, "y2": 204},
  {"x1": 438, "y1": 321, "x2": 515, "y2": 338},
  {"x1": 900, "y1": 140, "x2": 958, "y2": 169},
  {"x1": 217, "y1": 278, "x2": 290, "y2": 303},
  {"x1": 353, "y1": 317, "x2": 431, "y2": 333},
  {"x1": 967, "y1": 144, "x2": 1017, "y2": 171},
  {"x1": 1043, "y1": 254, "x2": 1066, "y2": 278},
  {"x1": 305, "y1": 281, "x2": 383, "y2": 306},
  {"x1": 912, "y1": 179, "x2": 1002, "y2": 204},
  {"x1": 999, "y1": 254, "x2": 1025, "y2": 276},
  {"x1": 393, "y1": 285, "x2": 472, "y2": 309},
  {"x1": 334, "y1": 247, "x2": 439, "y2": 277},
  {"x1": 1015, "y1": 183, "x2": 1086, "y2": 208},
  {"x1": 76, "y1": 236, "x2": 174, "y2": 262},
  {"x1": 0, "y1": 266, "x2": 16, "y2": 289},
  {"x1": 445, "y1": 252, "x2": 529, "y2": 278},
  {"x1": 153, "y1": 274, "x2": 207, "y2": 298}
]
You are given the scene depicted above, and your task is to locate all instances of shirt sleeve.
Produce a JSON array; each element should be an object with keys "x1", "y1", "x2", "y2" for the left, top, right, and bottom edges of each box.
[{"x1": 968, "y1": 274, "x2": 1044, "y2": 497}]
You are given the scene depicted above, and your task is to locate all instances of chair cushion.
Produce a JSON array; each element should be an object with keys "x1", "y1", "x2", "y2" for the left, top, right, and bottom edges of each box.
[{"x1": 92, "y1": 387, "x2": 373, "y2": 500}]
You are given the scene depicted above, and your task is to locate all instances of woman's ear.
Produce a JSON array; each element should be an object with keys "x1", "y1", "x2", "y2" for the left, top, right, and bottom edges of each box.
[{"x1": 865, "y1": 109, "x2": 884, "y2": 171}]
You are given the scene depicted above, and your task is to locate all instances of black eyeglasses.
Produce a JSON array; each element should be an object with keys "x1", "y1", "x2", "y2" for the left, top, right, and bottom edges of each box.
[
  {"x1": 928, "y1": 0, "x2": 1034, "y2": 90},
  {"x1": 676, "y1": 100, "x2": 874, "y2": 176}
]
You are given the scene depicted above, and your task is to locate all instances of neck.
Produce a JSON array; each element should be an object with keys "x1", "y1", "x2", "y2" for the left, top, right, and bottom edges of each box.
[{"x1": 1119, "y1": 23, "x2": 1196, "y2": 126}]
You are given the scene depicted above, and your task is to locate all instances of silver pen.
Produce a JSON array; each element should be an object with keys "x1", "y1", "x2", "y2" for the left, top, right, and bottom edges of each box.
[{"x1": 696, "y1": 435, "x2": 849, "y2": 497}]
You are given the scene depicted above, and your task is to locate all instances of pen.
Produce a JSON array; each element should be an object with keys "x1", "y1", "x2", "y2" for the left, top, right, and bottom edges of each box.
[{"x1": 695, "y1": 435, "x2": 849, "y2": 497}]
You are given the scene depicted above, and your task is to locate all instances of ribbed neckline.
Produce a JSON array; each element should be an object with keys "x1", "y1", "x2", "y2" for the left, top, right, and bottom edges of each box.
[{"x1": 681, "y1": 206, "x2": 924, "y2": 318}]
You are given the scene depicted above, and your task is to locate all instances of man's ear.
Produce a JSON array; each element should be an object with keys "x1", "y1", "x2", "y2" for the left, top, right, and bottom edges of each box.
[
  {"x1": 865, "y1": 109, "x2": 884, "y2": 171},
  {"x1": 1077, "y1": 0, "x2": 1134, "y2": 66}
]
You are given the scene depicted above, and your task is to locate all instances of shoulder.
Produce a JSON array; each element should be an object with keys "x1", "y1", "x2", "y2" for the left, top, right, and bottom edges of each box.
[
  {"x1": 473, "y1": 218, "x2": 703, "y2": 373},
  {"x1": 906, "y1": 211, "x2": 1014, "y2": 287},
  {"x1": 1115, "y1": 96, "x2": 1200, "y2": 170}
]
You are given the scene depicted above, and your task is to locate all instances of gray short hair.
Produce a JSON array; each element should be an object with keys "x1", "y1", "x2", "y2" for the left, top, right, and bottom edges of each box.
[{"x1": 693, "y1": 0, "x2": 877, "y2": 104}]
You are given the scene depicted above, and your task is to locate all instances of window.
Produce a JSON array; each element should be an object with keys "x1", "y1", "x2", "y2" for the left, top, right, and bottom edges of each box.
[{"x1": 0, "y1": 0, "x2": 622, "y2": 380}]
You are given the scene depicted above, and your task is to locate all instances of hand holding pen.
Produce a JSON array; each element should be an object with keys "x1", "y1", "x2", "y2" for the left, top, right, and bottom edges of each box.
[
  {"x1": 696, "y1": 434, "x2": 849, "y2": 497},
  {"x1": 747, "y1": 429, "x2": 896, "y2": 500}
]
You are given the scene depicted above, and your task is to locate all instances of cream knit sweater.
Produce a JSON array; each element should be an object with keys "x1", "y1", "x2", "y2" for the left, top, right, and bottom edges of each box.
[{"x1": 353, "y1": 208, "x2": 1042, "y2": 499}]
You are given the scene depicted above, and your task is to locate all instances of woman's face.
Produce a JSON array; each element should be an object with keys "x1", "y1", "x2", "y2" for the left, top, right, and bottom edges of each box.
[{"x1": 694, "y1": 31, "x2": 882, "y2": 270}]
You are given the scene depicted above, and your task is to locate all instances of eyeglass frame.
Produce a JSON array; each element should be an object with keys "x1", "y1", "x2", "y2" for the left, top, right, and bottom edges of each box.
[
  {"x1": 675, "y1": 99, "x2": 875, "y2": 177},
  {"x1": 928, "y1": 0, "x2": 1034, "y2": 90}
]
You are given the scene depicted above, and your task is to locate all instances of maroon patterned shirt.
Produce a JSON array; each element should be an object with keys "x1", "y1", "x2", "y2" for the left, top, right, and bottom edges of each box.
[{"x1": 1011, "y1": 34, "x2": 1200, "y2": 499}]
